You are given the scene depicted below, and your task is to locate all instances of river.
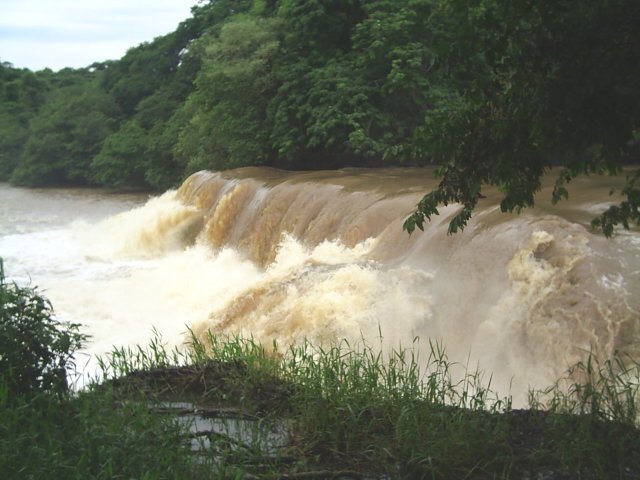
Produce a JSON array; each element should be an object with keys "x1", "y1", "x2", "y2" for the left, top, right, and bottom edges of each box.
[{"x1": 1, "y1": 168, "x2": 638, "y2": 403}]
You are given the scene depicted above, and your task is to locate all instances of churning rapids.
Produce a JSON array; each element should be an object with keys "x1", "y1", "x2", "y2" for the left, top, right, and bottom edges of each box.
[{"x1": 1, "y1": 167, "x2": 639, "y2": 403}]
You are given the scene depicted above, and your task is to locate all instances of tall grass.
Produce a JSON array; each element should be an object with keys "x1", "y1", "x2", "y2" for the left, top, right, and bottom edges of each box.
[
  {"x1": 0, "y1": 387, "x2": 204, "y2": 479},
  {"x1": 166, "y1": 330, "x2": 639, "y2": 478},
  {"x1": 2, "y1": 321, "x2": 639, "y2": 478},
  {"x1": 530, "y1": 353, "x2": 640, "y2": 424},
  {"x1": 526, "y1": 354, "x2": 640, "y2": 479}
]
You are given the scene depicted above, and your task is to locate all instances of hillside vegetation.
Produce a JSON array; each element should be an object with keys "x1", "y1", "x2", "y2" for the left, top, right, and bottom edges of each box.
[{"x1": 1, "y1": 0, "x2": 638, "y2": 233}]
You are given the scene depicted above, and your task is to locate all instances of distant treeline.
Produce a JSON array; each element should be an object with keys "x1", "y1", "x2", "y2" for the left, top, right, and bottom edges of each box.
[{"x1": 1, "y1": 0, "x2": 638, "y2": 193}]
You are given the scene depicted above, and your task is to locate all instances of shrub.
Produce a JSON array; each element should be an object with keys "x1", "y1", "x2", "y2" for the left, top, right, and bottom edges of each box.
[{"x1": 0, "y1": 259, "x2": 85, "y2": 396}]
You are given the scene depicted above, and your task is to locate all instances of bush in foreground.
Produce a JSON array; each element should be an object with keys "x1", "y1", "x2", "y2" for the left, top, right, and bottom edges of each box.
[
  {"x1": 0, "y1": 259, "x2": 85, "y2": 397},
  {"x1": 0, "y1": 261, "x2": 203, "y2": 479}
]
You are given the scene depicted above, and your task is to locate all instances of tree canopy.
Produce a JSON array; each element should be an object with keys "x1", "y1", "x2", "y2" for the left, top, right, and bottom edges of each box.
[
  {"x1": 0, "y1": 0, "x2": 638, "y2": 234},
  {"x1": 403, "y1": 0, "x2": 640, "y2": 236}
]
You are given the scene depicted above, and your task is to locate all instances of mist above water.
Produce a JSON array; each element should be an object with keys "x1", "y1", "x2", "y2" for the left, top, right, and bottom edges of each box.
[{"x1": 0, "y1": 168, "x2": 638, "y2": 402}]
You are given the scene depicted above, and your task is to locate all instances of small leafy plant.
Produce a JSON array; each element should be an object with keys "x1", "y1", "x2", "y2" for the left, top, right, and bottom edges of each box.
[{"x1": 0, "y1": 259, "x2": 85, "y2": 397}]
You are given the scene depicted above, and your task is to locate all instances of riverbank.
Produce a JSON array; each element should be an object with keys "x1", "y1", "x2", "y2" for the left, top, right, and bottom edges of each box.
[{"x1": 4, "y1": 331, "x2": 639, "y2": 479}]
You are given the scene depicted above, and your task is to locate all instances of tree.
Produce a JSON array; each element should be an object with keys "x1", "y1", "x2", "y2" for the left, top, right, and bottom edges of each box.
[
  {"x1": 267, "y1": 0, "x2": 368, "y2": 167},
  {"x1": 268, "y1": 0, "x2": 437, "y2": 168},
  {"x1": 11, "y1": 79, "x2": 120, "y2": 186},
  {"x1": 176, "y1": 15, "x2": 281, "y2": 172},
  {"x1": 91, "y1": 2, "x2": 256, "y2": 189},
  {"x1": 0, "y1": 65, "x2": 50, "y2": 179},
  {"x1": 91, "y1": 120, "x2": 148, "y2": 188},
  {"x1": 404, "y1": 0, "x2": 640, "y2": 236},
  {"x1": 347, "y1": 0, "x2": 435, "y2": 160}
]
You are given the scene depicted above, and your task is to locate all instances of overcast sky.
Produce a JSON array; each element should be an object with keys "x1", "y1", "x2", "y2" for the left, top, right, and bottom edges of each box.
[{"x1": 0, "y1": 0, "x2": 195, "y2": 71}]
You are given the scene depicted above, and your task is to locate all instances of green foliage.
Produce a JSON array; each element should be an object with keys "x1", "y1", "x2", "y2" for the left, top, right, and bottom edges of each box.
[
  {"x1": 2, "y1": 319, "x2": 639, "y2": 478},
  {"x1": 277, "y1": 0, "x2": 365, "y2": 62},
  {"x1": 347, "y1": 0, "x2": 435, "y2": 159},
  {"x1": 176, "y1": 15, "x2": 281, "y2": 173},
  {"x1": 531, "y1": 353, "x2": 640, "y2": 425},
  {"x1": 2, "y1": 0, "x2": 638, "y2": 233},
  {"x1": 0, "y1": 269, "x2": 207, "y2": 477},
  {"x1": 86, "y1": 1, "x2": 256, "y2": 189},
  {"x1": 0, "y1": 64, "x2": 51, "y2": 179},
  {"x1": 407, "y1": 0, "x2": 640, "y2": 235},
  {"x1": 267, "y1": 0, "x2": 436, "y2": 168},
  {"x1": 11, "y1": 78, "x2": 120, "y2": 186},
  {"x1": 268, "y1": 55, "x2": 368, "y2": 166},
  {"x1": 591, "y1": 169, "x2": 640, "y2": 236},
  {"x1": 528, "y1": 353, "x2": 640, "y2": 477},
  {"x1": 91, "y1": 331, "x2": 640, "y2": 478},
  {"x1": 91, "y1": 119, "x2": 148, "y2": 188},
  {"x1": 0, "y1": 114, "x2": 28, "y2": 179},
  {"x1": 0, "y1": 260, "x2": 85, "y2": 397},
  {"x1": 0, "y1": 387, "x2": 205, "y2": 479},
  {"x1": 268, "y1": 0, "x2": 367, "y2": 166},
  {"x1": 91, "y1": 33, "x2": 200, "y2": 190},
  {"x1": 100, "y1": 35, "x2": 181, "y2": 116}
]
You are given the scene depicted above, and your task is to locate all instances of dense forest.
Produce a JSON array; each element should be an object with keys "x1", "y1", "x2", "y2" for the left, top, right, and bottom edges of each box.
[{"x1": 1, "y1": 0, "x2": 638, "y2": 233}]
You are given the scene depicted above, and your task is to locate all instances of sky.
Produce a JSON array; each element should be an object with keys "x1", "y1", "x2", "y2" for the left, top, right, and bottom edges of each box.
[{"x1": 0, "y1": 0, "x2": 195, "y2": 71}]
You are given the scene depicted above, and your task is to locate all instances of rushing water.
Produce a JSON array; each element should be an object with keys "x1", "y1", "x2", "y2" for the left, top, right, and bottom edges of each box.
[{"x1": 1, "y1": 168, "x2": 638, "y2": 403}]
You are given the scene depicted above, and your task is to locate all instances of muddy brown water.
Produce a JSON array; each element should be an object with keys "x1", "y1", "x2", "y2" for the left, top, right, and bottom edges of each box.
[{"x1": 0, "y1": 168, "x2": 638, "y2": 403}]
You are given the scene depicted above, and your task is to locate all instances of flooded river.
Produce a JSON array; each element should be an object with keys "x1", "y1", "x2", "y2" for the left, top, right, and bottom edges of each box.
[{"x1": 1, "y1": 168, "x2": 638, "y2": 402}]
